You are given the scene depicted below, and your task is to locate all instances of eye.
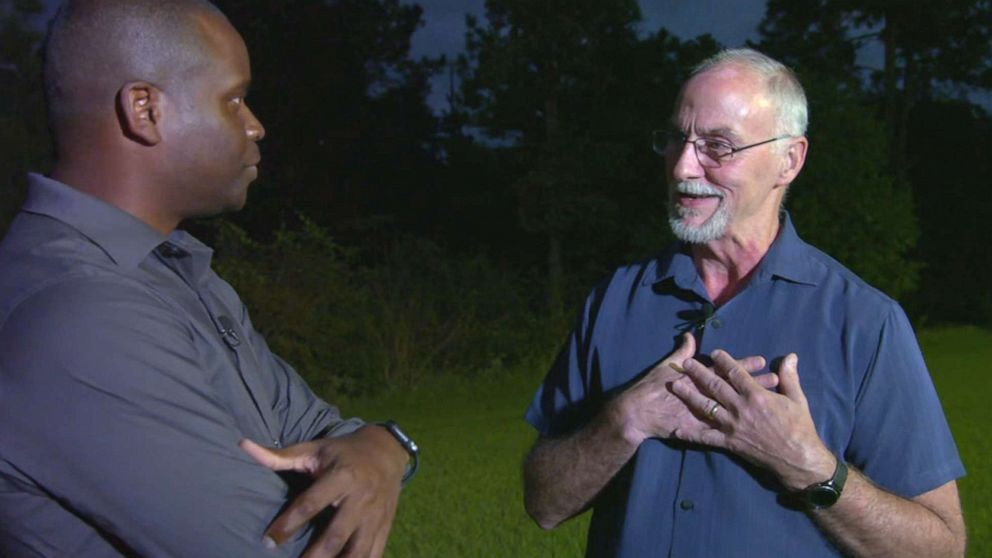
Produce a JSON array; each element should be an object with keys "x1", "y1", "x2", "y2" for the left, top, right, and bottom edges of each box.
[
  {"x1": 229, "y1": 96, "x2": 243, "y2": 108},
  {"x1": 699, "y1": 138, "x2": 733, "y2": 157}
]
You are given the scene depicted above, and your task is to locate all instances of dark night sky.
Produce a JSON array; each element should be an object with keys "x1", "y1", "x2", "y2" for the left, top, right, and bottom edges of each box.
[
  {"x1": 42, "y1": 0, "x2": 986, "y2": 110},
  {"x1": 410, "y1": 0, "x2": 766, "y2": 58},
  {"x1": 34, "y1": 0, "x2": 771, "y2": 111},
  {"x1": 410, "y1": 0, "x2": 767, "y2": 110}
]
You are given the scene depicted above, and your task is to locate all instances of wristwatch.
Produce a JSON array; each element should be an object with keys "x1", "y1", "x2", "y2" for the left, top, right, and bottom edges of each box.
[
  {"x1": 797, "y1": 456, "x2": 848, "y2": 509},
  {"x1": 378, "y1": 420, "x2": 420, "y2": 486}
]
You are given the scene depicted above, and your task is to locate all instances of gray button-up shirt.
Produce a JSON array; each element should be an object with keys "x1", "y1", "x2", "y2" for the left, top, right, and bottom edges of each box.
[{"x1": 0, "y1": 174, "x2": 363, "y2": 557}]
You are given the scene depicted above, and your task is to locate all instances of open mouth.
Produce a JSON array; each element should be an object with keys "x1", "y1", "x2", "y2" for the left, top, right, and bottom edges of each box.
[
  {"x1": 674, "y1": 181, "x2": 723, "y2": 203},
  {"x1": 680, "y1": 192, "x2": 719, "y2": 200}
]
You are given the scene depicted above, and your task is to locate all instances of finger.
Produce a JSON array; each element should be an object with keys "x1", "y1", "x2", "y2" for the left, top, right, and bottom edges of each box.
[
  {"x1": 777, "y1": 353, "x2": 807, "y2": 403},
  {"x1": 368, "y1": 524, "x2": 392, "y2": 558},
  {"x1": 302, "y1": 497, "x2": 366, "y2": 558},
  {"x1": 338, "y1": 525, "x2": 375, "y2": 558},
  {"x1": 239, "y1": 439, "x2": 319, "y2": 474},
  {"x1": 710, "y1": 350, "x2": 765, "y2": 396},
  {"x1": 664, "y1": 332, "x2": 696, "y2": 374},
  {"x1": 670, "y1": 374, "x2": 726, "y2": 421},
  {"x1": 753, "y1": 372, "x2": 780, "y2": 390},
  {"x1": 673, "y1": 332, "x2": 697, "y2": 362},
  {"x1": 239, "y1": 439, "x2": 294, "y2": 470},
  {"x1": 680, "y1": 357, "x2": 737, "y2": 408},
  {"x1": 737, "y1": 355, "x2": 767, "y2": 374},
  {"x1": 269, "y1": 472, "x2": 347, "y2": 545}
]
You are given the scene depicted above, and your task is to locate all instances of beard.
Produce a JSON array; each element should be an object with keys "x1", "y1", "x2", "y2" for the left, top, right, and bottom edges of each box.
[{"x1": 668, "y1": 180, "x2": 731, "y2": 244}]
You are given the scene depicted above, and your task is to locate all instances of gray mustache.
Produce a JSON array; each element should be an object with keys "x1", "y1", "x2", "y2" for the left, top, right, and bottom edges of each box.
[{"x1": 675, "y1": 180, "x2": 724, "y2": 198}]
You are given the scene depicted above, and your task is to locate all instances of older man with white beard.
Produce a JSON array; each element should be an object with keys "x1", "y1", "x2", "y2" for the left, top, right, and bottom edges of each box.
[{"x1": 521, "y1": 48, "x2": 966, "y2": 558}]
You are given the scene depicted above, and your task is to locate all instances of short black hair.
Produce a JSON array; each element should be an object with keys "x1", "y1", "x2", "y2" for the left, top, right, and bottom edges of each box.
[{"x1": 43, "y1": 0, "x2": 225, "y2": 134}]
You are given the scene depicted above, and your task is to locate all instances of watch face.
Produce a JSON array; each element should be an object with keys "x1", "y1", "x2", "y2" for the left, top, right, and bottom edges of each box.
[{"x1": 808, "y1": 486, "x2": 840, "y2": 508}]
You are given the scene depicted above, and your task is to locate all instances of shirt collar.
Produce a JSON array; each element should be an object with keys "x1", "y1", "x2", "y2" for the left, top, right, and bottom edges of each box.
[
  {"x1": 757, "y1": 212, "x2": 819, "y2": 286},
  {"x1": 22, "y1": 173, "x2": 214, "y2": 277},
  {"x1": 648, "y1": 212, "x2": 819, "y2": 290}
]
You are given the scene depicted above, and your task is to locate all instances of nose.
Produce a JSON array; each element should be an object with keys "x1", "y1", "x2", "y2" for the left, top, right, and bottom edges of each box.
[
  {"x1": 669, "y1": 139, "x2": 704, "y2": 182},
  {"x1": 244, "y1": 103, "x2": 266, "y2": 142}
]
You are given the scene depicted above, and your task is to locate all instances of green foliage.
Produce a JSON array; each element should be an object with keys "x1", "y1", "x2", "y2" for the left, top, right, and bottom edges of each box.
[
  {"x1": 904, "y1": 101, "x2": 992, "y2": 326},
  {"x1": 212, "y1": 218, "x2": 361, "y2": 395},
  {"x1": 212, "y1": 218, "x2": 558, "y2": 397},
  {"x1": 787, "y1": 75, "x2": 920, "y2": 298},
  {"x1": 918, "y1": 327, "x2": 992, "y2": 558}
]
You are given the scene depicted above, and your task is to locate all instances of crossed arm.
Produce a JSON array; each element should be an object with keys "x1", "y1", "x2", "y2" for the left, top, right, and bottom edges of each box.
[
  {"x1": 0, "y1": 279, "x2": 407, "y2": 558},
  {"x1": 523, "y1": 334, "x2": 966, "y2": 557}
]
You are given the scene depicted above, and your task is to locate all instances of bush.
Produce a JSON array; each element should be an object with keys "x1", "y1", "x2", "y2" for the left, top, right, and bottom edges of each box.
[{"x1": 212, "y1": 218, "x2": 557, "y2": 398}]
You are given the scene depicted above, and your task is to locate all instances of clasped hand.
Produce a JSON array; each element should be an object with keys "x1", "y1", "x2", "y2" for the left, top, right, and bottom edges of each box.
[
  {"x1": 670, "y1": 348, "x2": 835, "y2": 491},
  {"x1": 614, "y1": 334, "x2": 833, "y2": 490},
  {"x1": 240, "y1": 425, "x2": 408, "y2": 558}
]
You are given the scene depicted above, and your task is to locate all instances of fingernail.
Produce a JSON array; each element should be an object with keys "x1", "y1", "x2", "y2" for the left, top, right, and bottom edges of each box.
[
  {"x1": 669, "y1": 363, "x2": 686, "y2": 374},
  {"x1": 263, "y1": 536, "x2": 277, "y2": 550}
]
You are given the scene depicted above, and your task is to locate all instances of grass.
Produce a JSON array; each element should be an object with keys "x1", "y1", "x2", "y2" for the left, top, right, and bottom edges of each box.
[
  {"x1": 343, "y1": 326, "x2": 991, "y2": 557},
  {"x1": 343, "y1": 359, "x2": 590, "y2": 557},
  {"x1": 919, "y1": 326, "x2": 992, "y2": 557}
]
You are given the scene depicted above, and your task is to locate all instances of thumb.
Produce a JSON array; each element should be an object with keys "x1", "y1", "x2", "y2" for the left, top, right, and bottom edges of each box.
[
  {"x1": 668, "y1": 332, "x2": 696, "y2": 370},
  {"x1": 239, "y1": 439, "x2": 307, "y2": 472},
  {"x1": 777, "y1": 353, "x2": 806, "y2": 402}
]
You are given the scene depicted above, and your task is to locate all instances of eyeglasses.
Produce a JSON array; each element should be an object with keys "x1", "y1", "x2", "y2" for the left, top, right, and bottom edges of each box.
[{"x1": 652, "y1": 129, "x2": 792, "y2": 168}]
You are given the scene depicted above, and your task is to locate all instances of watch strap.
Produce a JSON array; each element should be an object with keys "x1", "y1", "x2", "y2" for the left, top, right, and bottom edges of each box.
[
  {"x1": 799, "y1": 456, "x2": 848, "y2": 509},
  {"x1": 378, "y1": 420, "x2": 419, "y2": 486}
]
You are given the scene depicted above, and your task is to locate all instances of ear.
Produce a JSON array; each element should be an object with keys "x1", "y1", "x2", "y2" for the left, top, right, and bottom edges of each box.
[
  {"x1": 116, "y1": 81, "x2": 163, "y2": 146},
  {"x1": 776, "y1": 136, "x2": 808, "y2": 187}
]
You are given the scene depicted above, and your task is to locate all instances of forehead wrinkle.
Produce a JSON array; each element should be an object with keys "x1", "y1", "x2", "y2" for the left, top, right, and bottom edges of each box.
[{"x1": 675, "y1": 69, "x2": 776, "y2": 142}]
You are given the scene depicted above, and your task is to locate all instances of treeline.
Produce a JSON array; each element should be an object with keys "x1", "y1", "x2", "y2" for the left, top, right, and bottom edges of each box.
[{"x1": 2, "y1": 0, "x2": 990, "y2": 394}]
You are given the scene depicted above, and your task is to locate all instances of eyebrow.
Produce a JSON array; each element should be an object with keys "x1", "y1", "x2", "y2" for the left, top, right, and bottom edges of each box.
[
  {"x1": 226, "y1": 79, "x2": 252, "y2": 97},
  {"x1": 672, "y1": 124, "x2": 744, "y2": 143}
]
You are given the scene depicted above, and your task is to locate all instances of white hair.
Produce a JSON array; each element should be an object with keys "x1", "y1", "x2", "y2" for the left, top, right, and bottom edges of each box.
[{"x1": 692, "y1": 48, "x2": 808, "y2": 137}]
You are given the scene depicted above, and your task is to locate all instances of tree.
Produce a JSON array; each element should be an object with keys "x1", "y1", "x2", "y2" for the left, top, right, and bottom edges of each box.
[
  {"x1": 758, "y1": 0, "x2": 992, "y2": 312},
  {"x1": 759, "y1": 0, "x2": 992, "y2": 180},
  {"x1": 457, "y1": 0, "x2": 722, "y2": 318},
  {"x1": 784, "y1": 74, "x2": 920, "y2": 299},
  {"x1": 0, "y1": 0, "x2": 49, "y2": 233},
  {"x1": 212, "y1": 0, "x2": 443, "y2": 241},
  {"x1": 903, "y1": 101, "x2": 992, "y2": 325}
]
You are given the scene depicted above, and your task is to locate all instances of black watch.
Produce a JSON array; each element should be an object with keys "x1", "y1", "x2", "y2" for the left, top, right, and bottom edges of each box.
[
  {"x1": 797, "y1": 457, "x2": 848, "y2": 509},
  {"x1": 378, "y1": 420, "x2": 420, "y2": 486}
]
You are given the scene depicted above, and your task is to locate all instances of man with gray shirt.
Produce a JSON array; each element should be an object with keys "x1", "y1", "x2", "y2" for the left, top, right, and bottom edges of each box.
[{"x1": 0, "y1": 1, "x2": 417, "y2": 556}]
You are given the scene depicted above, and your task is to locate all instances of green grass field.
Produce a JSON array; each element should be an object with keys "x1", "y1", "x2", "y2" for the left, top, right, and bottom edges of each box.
[
  {"x1": 345, "y1": 326, "x2": 991, "y2": 557},
  {"x1": 920, "y1": 327, "x2": 992, "y2": 558}
]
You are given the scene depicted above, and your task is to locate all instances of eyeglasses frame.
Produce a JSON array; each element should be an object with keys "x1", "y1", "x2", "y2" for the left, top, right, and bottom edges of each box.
[{"x1": 652, "y1": 129, "x2": 795, "y2": 168}]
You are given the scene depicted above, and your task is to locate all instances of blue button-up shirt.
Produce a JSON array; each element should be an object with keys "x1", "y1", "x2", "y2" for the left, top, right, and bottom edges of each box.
[
  {"x1": 0, "y1": 175, "x2": 362, "y2": 557},
  {"x1": 526, "y1": 215, "x2": 964, "y2": 557}
]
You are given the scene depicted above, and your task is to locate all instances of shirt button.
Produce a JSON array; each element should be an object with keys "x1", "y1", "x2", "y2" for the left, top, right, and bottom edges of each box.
[
  {"x1": 158, "y1": 243, "x2": 183, "y2": 257},
  {"x1": 680, "y1": 499, "x2": 694, "y2": 511},
  {"x1": 710, "y1": 318, "x2": 722, "y2": 329},
  {"x1": 273, "y1": 440, "x2": 282, "y2": 448}
]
